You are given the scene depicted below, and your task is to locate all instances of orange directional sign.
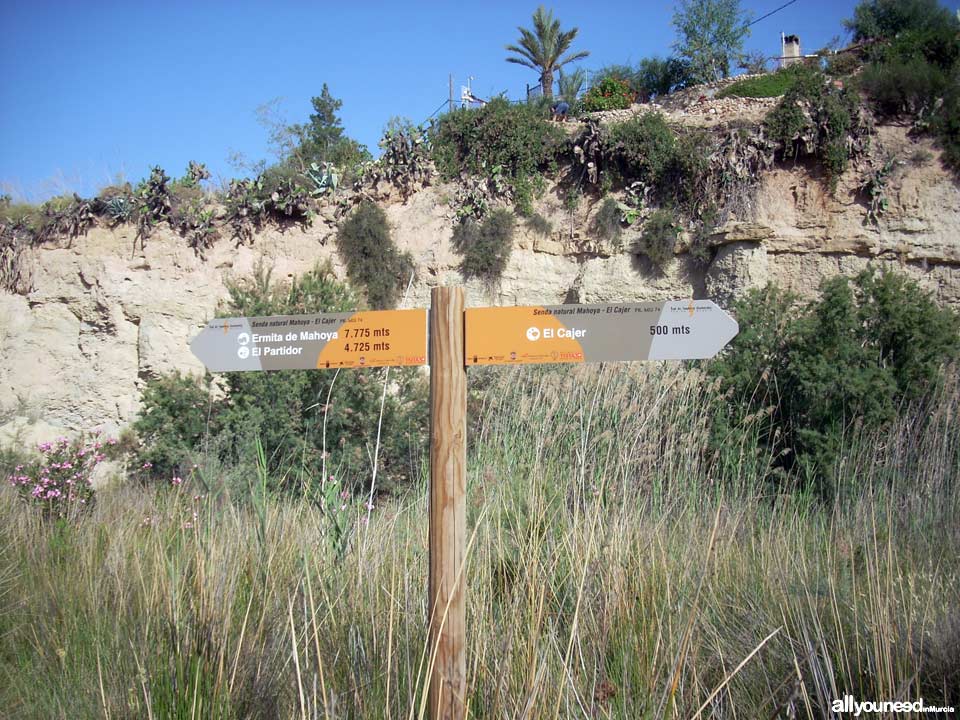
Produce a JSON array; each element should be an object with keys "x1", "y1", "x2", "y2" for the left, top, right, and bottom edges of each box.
[
  {"x1": 465, "y1": 301, "x2": 738, "y2": 365},
  {"x1": 190, "y1": 309, "x2": 427, "y2": 372}
]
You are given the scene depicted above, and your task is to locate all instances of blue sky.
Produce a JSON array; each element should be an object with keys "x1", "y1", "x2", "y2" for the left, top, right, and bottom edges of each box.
[{"x1": 2, "y1": 0, "x2": 953, "y2": 202}]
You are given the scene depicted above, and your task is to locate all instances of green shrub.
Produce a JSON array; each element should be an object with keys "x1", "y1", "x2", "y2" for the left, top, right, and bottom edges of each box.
[
  {"x1": 860, "y1": 57, "x2": 952, "y2": 116},
  {"x1": 589, "y1": 65, "x2": 642, "y2": 95},
  {"x1": 606, "y1": 114, "x2": 711, "y2": 214},
  {"x1": 134, "y1": 263, "x2": 428, "y2": 496},
  {"x1": 431, "y1": 98, "x2": 564, "y2": 204},
  {"x1": 932, "y1": 82, "x2": 960, "y2": 173},
  {"x1": 709, "y1": 269, "x2": 960, "y2": 493},
  {"x1": 716, "y1": 69, "x2": 798, "y2": 98},
  {"x1": 666, "y1": 130, "x2": 712, "y2": 213},
  {"x1": 608, "y1": 113, "x2": 677, "y2": 183},
  {"x1": 591, "y1": 197, "x2": 622, "y2": 245},
  {"x1": 133, "y1": 372, "x2": 213, "y2": 480},
  {"x1": 580, "y1": 76, "x2": 636, "y2": 112},
  {"x1": 525, "y1": 213, "x2": 553, "y2": 236},
  {"x1": 452, "y1": 209, "x2": 515, "y2": 284},
  {"x1": 844, "y1": 0, "x2": 959, "y2": 44},
  {"x1": 825, "y1": 52, "x2": 862, "y2": 78},
  {"x1": 765, "y1": 66, "x2": 865, "y2": 187},
  {"x1": 636, "y1": 56, "x2": 692, "y2": 98},
  {"x1": 853, "y1": 19, "x2": 960, "y2": 174},
  {"x1": 637, "y1": 209, "x2": 679, "y2": 269},
  {"x1": 335, "y1": 202, "x2": 414, "y2": 310}
]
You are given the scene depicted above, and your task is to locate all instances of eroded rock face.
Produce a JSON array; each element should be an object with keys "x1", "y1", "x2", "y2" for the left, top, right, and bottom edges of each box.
[
  {"x1": 705, "y1": 242, "x2": 770, "y2": 305},
  {"x1": 2, "y1": 129, "x2": 958, "y2": 443}
]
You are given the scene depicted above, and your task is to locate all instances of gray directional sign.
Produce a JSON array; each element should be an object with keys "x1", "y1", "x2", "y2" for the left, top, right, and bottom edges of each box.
[
  {"x1": 465, "y1": 300, "x2": 739, "y2": 365},
  {"x1": 190, "y1": 309, "x2": 428, "y2": 372}
]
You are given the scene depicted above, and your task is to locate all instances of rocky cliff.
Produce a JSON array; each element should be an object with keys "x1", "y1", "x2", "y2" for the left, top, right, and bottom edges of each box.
[{"x1": 1, "y1": 124, "x2": 958, "y2": 445}]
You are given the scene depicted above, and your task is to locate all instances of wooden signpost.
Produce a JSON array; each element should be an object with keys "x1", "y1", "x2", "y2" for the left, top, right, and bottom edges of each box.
[{"x1": 190, "y1": 289, "x2": 739, "y2": 720}]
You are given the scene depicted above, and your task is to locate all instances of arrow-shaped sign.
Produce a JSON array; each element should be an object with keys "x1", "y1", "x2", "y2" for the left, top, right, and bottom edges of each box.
[
  {"x1": 465, "y1": 300, "x2": 738, "y2": 365},
  {"x1": 190, "y1": 309, "x2": 428, "y2": 372}
]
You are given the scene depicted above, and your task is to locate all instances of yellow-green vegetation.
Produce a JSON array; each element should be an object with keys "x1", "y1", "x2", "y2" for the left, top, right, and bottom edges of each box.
[
  {"x1": 2, "y1": 359, "x2": 958, "y2": 717},
  {"x1": 715, "y1": 68, "x2": 798, "y2": 98}
]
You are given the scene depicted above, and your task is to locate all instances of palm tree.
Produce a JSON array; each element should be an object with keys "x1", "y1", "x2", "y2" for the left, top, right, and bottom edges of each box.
[
  {"x1": 505, "y1": 6, "x2": 589, "y2": 99},
  {"x1": 557, "y1": 67, "x2": 586, "y2": 104}
]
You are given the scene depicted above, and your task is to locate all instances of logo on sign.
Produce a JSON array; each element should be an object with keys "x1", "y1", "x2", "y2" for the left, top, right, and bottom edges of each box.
[
  {"x1": 237, "y1": 346, "x2": 250, "y2": 360},
  {"x1": 237, "y1": 332, "x2": 250, "y2": 346},
  {"x1": 526, "y1": 327, "x2": 541, "y2": 341}
]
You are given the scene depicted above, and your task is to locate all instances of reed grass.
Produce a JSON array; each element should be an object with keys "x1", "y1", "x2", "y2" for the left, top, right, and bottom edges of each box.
[{"x1": 1, "y1": 364, "x2": 957, "y2": 718}]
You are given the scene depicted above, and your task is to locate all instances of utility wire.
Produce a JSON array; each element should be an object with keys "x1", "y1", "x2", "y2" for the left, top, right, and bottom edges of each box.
[
  {"x1": 425, "y1": 98, "x2": 451, "y2": 123},
  {"x1": 745, "y1": 0, "x2": 799, "y2": 28}
]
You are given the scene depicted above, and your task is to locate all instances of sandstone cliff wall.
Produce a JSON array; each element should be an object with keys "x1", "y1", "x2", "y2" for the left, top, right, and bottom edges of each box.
[{"x1": 1, "y1": 127, "x2": 958, "y2": 444}]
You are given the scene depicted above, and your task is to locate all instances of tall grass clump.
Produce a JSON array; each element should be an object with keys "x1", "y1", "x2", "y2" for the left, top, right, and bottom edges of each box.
[{"x1": 2, "y1": 358, "x2": 958, "y2": 717}]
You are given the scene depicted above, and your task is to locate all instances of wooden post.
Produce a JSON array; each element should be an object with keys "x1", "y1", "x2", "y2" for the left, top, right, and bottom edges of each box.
[{"x1": 428, "y1": 286, "x2": 467, "y2": 720}]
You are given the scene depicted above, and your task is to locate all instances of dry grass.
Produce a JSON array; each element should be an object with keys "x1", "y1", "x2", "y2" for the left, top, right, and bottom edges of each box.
[{"x1": 1, "y1": 364, "x2": 957, "y2": 718}]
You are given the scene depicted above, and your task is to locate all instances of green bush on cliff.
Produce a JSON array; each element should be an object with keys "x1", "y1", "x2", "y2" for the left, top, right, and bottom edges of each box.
[
  {"x1": 451, "y1": 208, "x2": 515, "y2": 284},
  {"x1": 765, "y1": 65, "x2": 864, "y2": 186},
  {"x1": 431, "y1": 98, "x2": 564, "y2": 211},
  {"x1": 336, "y1": 201, "x2": 415, "y2": 310}
]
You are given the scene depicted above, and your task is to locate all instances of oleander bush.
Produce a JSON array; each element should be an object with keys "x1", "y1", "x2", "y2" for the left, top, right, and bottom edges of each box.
[
  {"x1": 6, "y1": 435, "x2": 109, "y2": 518},
  {"x1": 580, "y1": 76, "x2": 637, "y2": 112}
]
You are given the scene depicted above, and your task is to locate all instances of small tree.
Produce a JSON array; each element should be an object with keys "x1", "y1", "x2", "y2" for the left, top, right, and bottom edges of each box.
[
  {"x1": 637, "y1": 56, "x2": 692, "y2": 98},
  {"x1": 843, "y1": 0, "x2": 959, "y2": 41},
  {"x1": 557, "y1": 67, "x2": 586, "y2": 104},
  {"x1": 505, "y1": 6, "x2": 590, "y2": 98},
  {"x1": 672, "y1": 0, "x2": 751, "y2": 84},
  {"x1": 288, "y1": 84, "x2": 371, "y2": 172}
]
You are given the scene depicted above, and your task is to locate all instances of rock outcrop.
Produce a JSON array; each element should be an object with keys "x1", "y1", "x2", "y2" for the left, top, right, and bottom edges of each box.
[{"x1": 2, "y1": 126, "x2": 958, "y2": 443}]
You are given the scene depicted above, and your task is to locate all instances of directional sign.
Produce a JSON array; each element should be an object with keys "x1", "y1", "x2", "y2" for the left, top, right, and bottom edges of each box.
[
  {"x1": 190, "y1": 309, "x2": 427, "y2": 372},
  {"x1": 465, "y1": 300, "x2": 738, "y2": 365}
]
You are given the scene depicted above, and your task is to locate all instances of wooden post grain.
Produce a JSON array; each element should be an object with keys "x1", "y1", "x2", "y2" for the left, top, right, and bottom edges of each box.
[{"x1": 428, "y1": 286, "x2": 467, "y2": 720}]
